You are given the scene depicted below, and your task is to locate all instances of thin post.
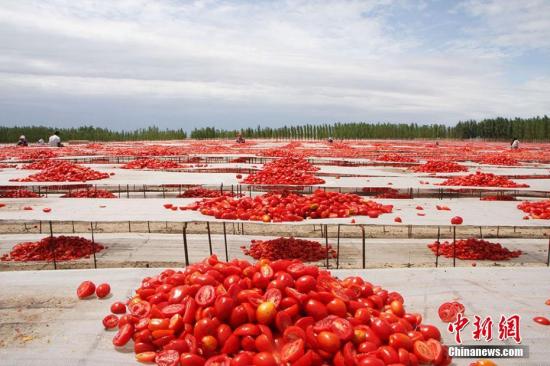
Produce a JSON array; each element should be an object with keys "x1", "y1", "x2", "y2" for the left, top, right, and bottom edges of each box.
[
  {"x1": 496, "y1": 226, "x2": 499, "y2": 238},
  {"x1": 223, "y1": 222, "x2": 229, "y2": 261},
  {"x1": 207, "y1": 222, "x2": 213, "y2": 256},
  {"x1": 49, "y1": 221, "x2": 57, "y2": 270},
  {"x1": 435, "y1": 226, "x2": 441, "y2": 268},
  {"x1": 547, "y1": 237, "x2": 550, "y2": 267},
  {"x1": 452, "y1": 226, "x2": 456, "y2": 267},
  {"x1": 39, "y1": 221, "x2": 42, "y2": 233},
  {"x1": 336, "y1": 224, "x2": 341, "y2": 269},
  {"x1": 72, "y1": 221, "x2": 75, "y2": 233},
  {"x1": 479, "y1": 226, "x2": 483, "y2": 239},
  {"x1": 182, "y1": 223, "x2": 189, "y2": 266},
  {"x1": 361, "y1": 226, "x2": 366, "y2": 269},
  {"x1": 147, "y1": 221, "x2": 151, "y2": 233},
  {"x1": 90, "y1": 222, "x2": 97, "y2": 269},
  {"x1": 324, "y1": 225, "x2": 329, "y2": 269},
  {"x1": 128, "y1": 221, "x2": 131, "y2": 232},
  {"x1": 126, "y1": 184, "x2": 130, "y2": 198}
]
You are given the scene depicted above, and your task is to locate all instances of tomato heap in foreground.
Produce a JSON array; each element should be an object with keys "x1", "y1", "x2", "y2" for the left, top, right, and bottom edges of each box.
[
  {"x1": 103, "y1": 255, "x2": 451, "y2": 366},
  {"x1": 241, "y1": 157, "x2": 324, "y2": 186},
  {"x1": 182, "y1": 190, "x2": 393, "y2": 222},
  {"x1": 427, "y1": 238, "x2": 522, "y2": 261},
  {"x1": 1, "y1": 235, "x2": 105, "y2": 262},
  {"x1": 121, "y1": 158, "x2": 186, "y2": 170},
  {"x1": 61, "y1": 188, "x2": 117, "y2": 198},
  {"x1": 409, "y1": 161, "x2": 467, "y2": 173},
  {"x1": 11, "y1": 161, "x2": 110, "y2": 182},
  {"x1": 517, "y1": 200, "x2": 550, "y2": 220},
  {"x1": 241, "y1": 237, "x2": 337, "y2": 262},
  {"x1": 437, "y1": 172, "x2": 529, "y2": 188}
]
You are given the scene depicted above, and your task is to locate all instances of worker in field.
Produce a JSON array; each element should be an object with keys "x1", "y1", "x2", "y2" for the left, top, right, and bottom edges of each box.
[
  {"x1": 328, "y1": 136, "x2": 334, "y2": 143},
  {"x1": 48, "y1": 131, "x2": 63, "y2": 147},
  {"x1": 236, "y1": 132, "x2": 245, "y2": 143},
  {"x1": 511, "y1": 138, "x2": 519, "y2": 150},
  {"x1": 17, "y1": 135, "x2": 28, "y2": 146}
]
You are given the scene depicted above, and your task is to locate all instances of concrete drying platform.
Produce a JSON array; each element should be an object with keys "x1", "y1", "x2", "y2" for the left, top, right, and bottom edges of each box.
[
  {"x1": 1, "y1": 167, "x2": 549, "y2": 192},
  {"x1": 0, "y1": 267, "x2": 549, "y2": 365},
  {"x1": 0, "y1": 233, "x2": 548, "y2": 271},
  {"x1": 1, "y1": 197, "x2": 549, "y2": 228}
]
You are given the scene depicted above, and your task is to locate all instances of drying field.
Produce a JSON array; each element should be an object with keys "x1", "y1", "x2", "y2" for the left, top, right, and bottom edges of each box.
[{"x1": 1, "y1": 139, "x2": 549, "y2": 366}]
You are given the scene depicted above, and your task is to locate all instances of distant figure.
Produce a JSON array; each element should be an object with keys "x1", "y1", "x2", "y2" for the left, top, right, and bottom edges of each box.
[
  {"x1": 17, "y1": 135, "x2": 28, "y2": 146},
  {"x1": 327, "y1": 136, "x2": 334, "y2": 143},
  {"x1": 236, "y1": 133, "x2": 245, "y2": 144},
  {"x1": 511, "y1": 138, "x2": 519, "y2": 150},
  {"x1": 48, "y1": 131, "x2": 63, "y2": 147},
  {"x1": 37, "y1": 138, "x2": 45, "y2": 145}
]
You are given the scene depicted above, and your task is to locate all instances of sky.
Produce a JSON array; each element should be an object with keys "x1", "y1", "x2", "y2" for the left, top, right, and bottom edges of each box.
[{"x1": 0, "y1": 0, "x2": 549, "y2": 131}]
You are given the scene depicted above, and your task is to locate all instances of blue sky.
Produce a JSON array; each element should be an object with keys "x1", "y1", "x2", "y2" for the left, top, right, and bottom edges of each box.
[{"x1": 0, "y1": 0, "x2": 548, "y2": 131}]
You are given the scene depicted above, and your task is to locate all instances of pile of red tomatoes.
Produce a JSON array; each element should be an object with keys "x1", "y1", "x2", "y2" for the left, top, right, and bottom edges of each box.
[
  {"x1": 437, "y1": 172, "x2": 529, "y2": 188},
  {"x1": 0, "y1": 189, "x2": 42, "y2": 198},
  {"x1": 182, "y1": 190, "x2": 393, "y2": 222},
  {"x1": 21, "y1": 159, "x2": 64, "y2": 170},
  {"x1": 177, "y1": 188, "x2": 240, "y2": 198},
  {"x1": 427, "y1": 238, "x2": 522, "y2": 261},
  {"x1": 121, "y1": 158, "x2": 185, "y2": 170},
  {"x1": 61, "y1": 189, "x2": 117, "y2": 198},
  {"x1": 376, "y1": 154, "x2": 416, "y2": 163},
  {"x1": 101, "y1": 255, "x2": 451, "y2": 365},
  {"x1": 241, "y1": 237, "x2": 337, "y2": 262},
  {"x1": 517, "y1": 200, "x2": 550, "y2": 219},
  {"x1": 11, "y1": 161, "x2": 110, "y2": 182},
  {"x1": 373, "y1": 189, "x2": 410, "y2": 199},
  {"x1": 1, "y1": 235, "x2": 105, "y2": 262},
  {"x1": 242, "y1": 157, "x2": 324, "y2": 186},
  {"x1": 409, "y1": 161, "x2": 467, "y2": 173},
  {"x1": 478, "y1": 155, "x2": 519, "y2": 166}
]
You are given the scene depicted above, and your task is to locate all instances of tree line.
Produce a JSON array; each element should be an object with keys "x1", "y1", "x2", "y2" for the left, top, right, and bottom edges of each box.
[
  {"x1": 0, "y1": 126, "x2": 186, "y2": 143},
  {"x1": 1, "y1": 116, "x2": 549, "y2": 143},
  {"x1": 191, "y1": 116, "x2": 550, "y2": 141}
]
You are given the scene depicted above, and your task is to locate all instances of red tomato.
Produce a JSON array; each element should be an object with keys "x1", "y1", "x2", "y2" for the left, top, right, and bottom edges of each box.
[
  {"x1": 180, "y1": 353, "x2": 206, "y2": 366},
  {"x1": 95, "y1": 283, "x2": 110, "y2": 298},
  {"x1": 317, "y1": 330, "x2": 341, "y2": 353},
  {"x1": 77, "y1": 281, "x2": 96, "y2": 299},
  {"x1": 533, "y1": 316, "x2": 550, "y2": 325},
  {"x1": 413, "y1": 340, "x2": 435, "y2": 363},
  {"x1": 110, "y1": 301, "x2": 127, "y2": 314},
  {"x1": 450, "y1": 216, "x2": 463, "y2": 225},
  {"x1": 282, "y1": 338, "x2": 305, "y2": 362},
  {"x1": 418, "y1": 324, "x2": 441, "y2": 341},
  {"x1": 130, "y1": 301, "x2": 152, "y2": 318},
  {"x1": 305, "y1": 299, "x2": 328, "y2": 320},
  {"x1": 256, "y1": 302, "x2": 276, "y2": 324},
  {"x1": 102, "y1": 314, "x2": 119, "y2": 329},
  {"x1": 196, "y1": 285, "x2": 215, "y2": 306},
  {"x1": 112, "y1": 323, "x2": 134, "y2": 347},
  {"x1": 155, "y1": 350, "x2": 180, "y2": 366},
  {"x1": 330, "y1": 318, "x2": 353, "y2": 341}
]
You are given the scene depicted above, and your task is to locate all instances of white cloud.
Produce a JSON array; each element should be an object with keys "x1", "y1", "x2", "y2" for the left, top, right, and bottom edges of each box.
[{"x1": 0, "y1": 0, "x2": 548, "y2": 128}]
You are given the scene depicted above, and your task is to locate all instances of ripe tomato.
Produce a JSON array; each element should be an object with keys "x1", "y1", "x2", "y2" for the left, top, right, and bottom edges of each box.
[
  {"x1": 330, "y1": 318, "x2": 353, "y2": 341},
  {"x1": 102, "y1": 314, "x2": 119, "y2": 329},
  {"x1": 317, "y1": 330, "x2": 341, "y2": 353},
  {"x1": 256, "y1": 302, "x2": 276, "y2": 324},
  {"x1": 327, "y1": 298, "x2": 347, "y2": 317},
  {"x1": 180, "y1": 353, "x2": 206, "y2": 366},
  {"x1": 413, "y1": 340, "x2": 435, "y2": 363},
  {"x1": 451, "y1": 216, "x2": 463, "y2": 225},
  {"x1": 281, "y1": 338, "x2": 305, "y2": 362},
  {"x1": 389, "y1": 332, "x2": 413, "y2": 351},
  {"x1": 135, "y1": 351, "x2": 156, "y2": 363},
  {"x1": 370, "y1": 318, "x2": 392, "y2": 340},
  {"x1": 418, "y1": 324, "x2": 441, "y2": 341},
  {"x1": 96, "y1": 283, "x2": 111, "y2": 298},
  {"x1": 533, "y1": 316, "x2": 550, "y2": 325},
  {"x1": 112, "y1": 323, "x2": 134, "y2": 347},
  {"x1": 196, "y1": 285, "x2": 215, "y2": 306},
  {"x1": 111, "y1": 301, "x2": 127, "y2": 314},
  {"x1": 253, "y1": 352, "x2": 277, "y2": 366},
  {"x1": 155, "y1": 350, "x2": 180, "y2": 366},
  {"x1": 305, "y1": 299, "x2": 328, "y2": 320},
  {"x1": 129, "y1": 301, "x2": 151, "y2": 318},
  {"x1": 77, "y1": 281, "x2": 96, "y2": 299}
]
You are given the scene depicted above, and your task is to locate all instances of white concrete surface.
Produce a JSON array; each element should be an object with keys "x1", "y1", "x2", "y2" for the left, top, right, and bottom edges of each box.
[{"x1": 0, "y1": 267, "x2": 548, "y2": 365}]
